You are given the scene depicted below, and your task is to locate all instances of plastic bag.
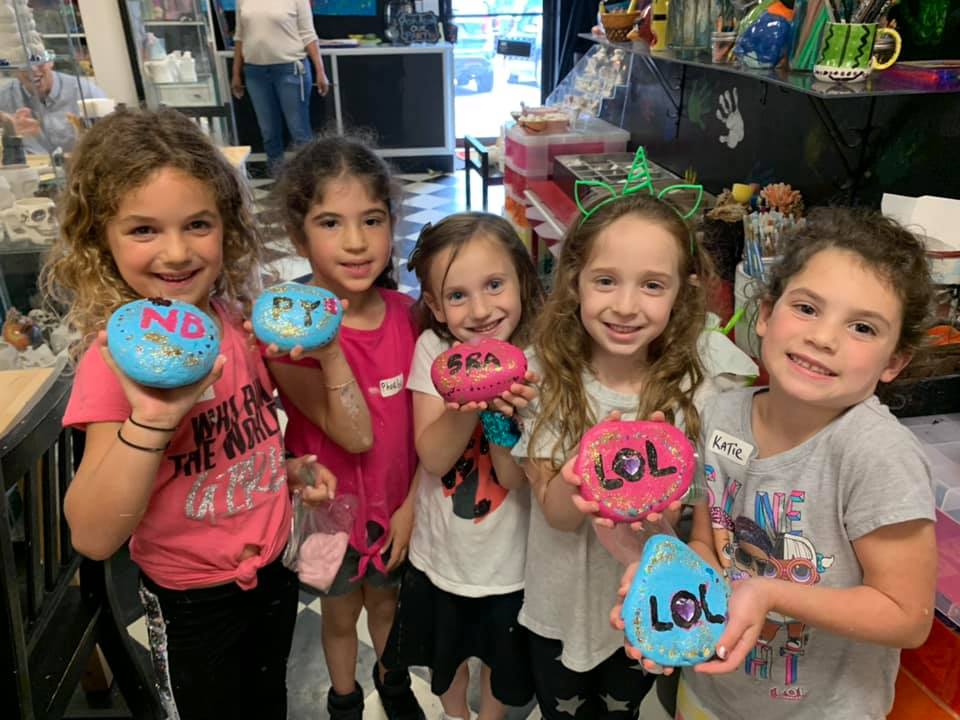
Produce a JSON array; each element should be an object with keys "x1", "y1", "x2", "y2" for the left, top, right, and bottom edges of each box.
[
  {"x1": 289, "y1": 494, "x2": 357, "y2": 592},
  {"x1": 594, "y1": 513, "x2": 678, "y2": 566}
]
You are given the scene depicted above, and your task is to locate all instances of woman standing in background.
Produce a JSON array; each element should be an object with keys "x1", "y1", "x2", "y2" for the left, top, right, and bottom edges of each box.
[{"x1": 231, "y1": 0, "x2": 329, "y2": 175}]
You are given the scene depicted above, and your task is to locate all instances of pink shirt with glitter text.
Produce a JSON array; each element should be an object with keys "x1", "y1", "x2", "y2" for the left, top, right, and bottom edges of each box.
[{"x1": 63, "y1": 301, "x2": 291, "y2": 591}]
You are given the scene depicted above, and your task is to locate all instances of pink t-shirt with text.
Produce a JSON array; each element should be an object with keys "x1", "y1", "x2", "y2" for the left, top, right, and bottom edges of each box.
[
  {"x1": 274, "y1": 288, "x2": 418, "y2": 578},
  {"x1": 63, "y1": 301, "x2": 291, "y2": 591}
]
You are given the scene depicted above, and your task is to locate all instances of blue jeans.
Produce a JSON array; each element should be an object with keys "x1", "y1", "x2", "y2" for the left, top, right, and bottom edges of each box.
[{"x1": 243, "y1": 60, "x2": 313, "y2": 171}]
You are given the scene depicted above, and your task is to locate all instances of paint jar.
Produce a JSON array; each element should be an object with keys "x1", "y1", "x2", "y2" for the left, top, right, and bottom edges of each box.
[
  {"x1": 711, "y1": 30, "x2": 737, "y2": 62},
  {"x1": 668, "y1": 0, "x2": 712, "y2": 51}
]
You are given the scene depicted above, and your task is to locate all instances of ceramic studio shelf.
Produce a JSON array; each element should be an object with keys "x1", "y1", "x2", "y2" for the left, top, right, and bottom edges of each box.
[{"x1": 580, "y1": 33, "x2": 960, "y2": 98}]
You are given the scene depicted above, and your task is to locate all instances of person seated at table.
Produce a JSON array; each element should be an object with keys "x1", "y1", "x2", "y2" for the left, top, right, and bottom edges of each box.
[{"x1": 0, "y1": 60, "x2": 106, "y2": 154}]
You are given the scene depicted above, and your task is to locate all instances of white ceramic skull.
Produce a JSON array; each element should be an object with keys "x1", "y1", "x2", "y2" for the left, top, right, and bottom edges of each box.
[{"x1": 3, "y1": 197, "x2": 57, "y2": 245}]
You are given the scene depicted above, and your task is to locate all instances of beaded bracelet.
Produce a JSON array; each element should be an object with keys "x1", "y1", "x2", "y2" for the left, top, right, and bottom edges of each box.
[{"x1": 479, "y1": 410, "x2": 521, "y2": 448}]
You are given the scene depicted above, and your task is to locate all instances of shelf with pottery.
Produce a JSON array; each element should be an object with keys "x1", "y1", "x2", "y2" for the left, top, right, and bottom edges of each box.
[{"x1": 580, "y1": 33, "x2": 960, "y2": 98}]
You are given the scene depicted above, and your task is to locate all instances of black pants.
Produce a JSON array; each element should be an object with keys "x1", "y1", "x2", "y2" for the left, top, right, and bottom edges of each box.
[
  {"x1": 138, "y1": 557, "x2": 299, "y2": 720},
  {"x1": 528, "y1": 631, "x2": 656, "y2": 719}
]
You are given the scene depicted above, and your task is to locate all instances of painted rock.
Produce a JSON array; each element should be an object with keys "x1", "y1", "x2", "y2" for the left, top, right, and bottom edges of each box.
[
  {"x1": 431, "y1": 338, "x2": 527, "y2": 405},
  {"x1": 251, "y1": 282, "x2": 342, "y2": 352},
  {"x1": 621, "y1": 534, "x2": 729, "y2": 666},
  {"x1": 107, "y1": 298, "x2": 220, "y2": 389},
  {"x1": 576, "y1": 420, "x2": 696, "y2": 522}
]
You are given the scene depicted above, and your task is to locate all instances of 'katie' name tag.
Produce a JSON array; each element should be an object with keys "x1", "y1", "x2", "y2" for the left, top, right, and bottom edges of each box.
[{"x1": 708, "y1": 430, "x2": 754, "y2": 466}]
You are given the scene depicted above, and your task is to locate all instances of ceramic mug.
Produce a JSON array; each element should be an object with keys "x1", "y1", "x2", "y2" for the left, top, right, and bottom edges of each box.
[{"x1": 814, "y1": 22, "x2": 901, "y2": 83}]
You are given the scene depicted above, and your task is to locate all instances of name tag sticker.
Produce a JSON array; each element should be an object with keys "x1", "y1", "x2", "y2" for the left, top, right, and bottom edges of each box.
[
  {"x1": 379, "y1": 373, "x2": 404, "y2": 398},
  {"x1": 708, "y1": 430, "x2": 754, "y2": 466}
]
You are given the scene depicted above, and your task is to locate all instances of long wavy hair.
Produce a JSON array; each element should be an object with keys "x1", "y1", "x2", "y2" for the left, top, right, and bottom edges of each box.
[
  {"x1": 530, "y1": 193, "x2": 710, "y2": 471},
  {"x1": 40, "y1": 107, "x2": 264, "y2": 359},
  {"x1": 271, "y1": 133, "x2": 400, "y2": 290},
  {"x1": 407, "y1": 212, "x2": 544, "y2": 347}
]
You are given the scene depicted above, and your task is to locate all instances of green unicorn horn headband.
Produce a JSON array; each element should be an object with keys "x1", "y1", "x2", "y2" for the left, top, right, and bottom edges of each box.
[{"x1": 574, "y1": 147, "x2": 704, "y2": 253}]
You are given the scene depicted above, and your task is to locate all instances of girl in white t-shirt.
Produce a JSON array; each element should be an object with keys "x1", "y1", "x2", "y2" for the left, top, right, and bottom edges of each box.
[{"x1": 382, "y1": 212, "x2": 543, "y2": 720}]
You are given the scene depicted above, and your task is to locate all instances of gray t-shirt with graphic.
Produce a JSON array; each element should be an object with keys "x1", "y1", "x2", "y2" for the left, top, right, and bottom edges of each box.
[
  {"x1": 513, "y1": 355, "x2": 707, "y2": 672},
  {"x1": 681, "y1": 389, "x2": 935, "y2": 720}
]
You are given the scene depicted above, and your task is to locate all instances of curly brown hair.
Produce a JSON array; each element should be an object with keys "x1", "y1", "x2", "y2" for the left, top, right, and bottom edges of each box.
[
  {"x1": 270, "y1": 133, "x2": 400, "y2": 290},
  {"x1": 530, "y1": 193, "x2": 710, "y2": 471},
  {"x1": 40, "y1": 107, "x2": 264, "y2": 358},
  {"x1": 407, "y1": 212, "x2": 544, "y2": 347},
  {"x1": 764, "y1": 207, "x2": 934, "y2": 354}
]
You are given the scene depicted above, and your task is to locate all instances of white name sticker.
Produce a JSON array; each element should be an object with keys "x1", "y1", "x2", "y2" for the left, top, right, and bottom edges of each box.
[
  {"x1": 708, "y1": 429, "x2": 754, "y2": 466},
  {"x1": 379, "y1": 373, "x2": 404, "y2": 398}
]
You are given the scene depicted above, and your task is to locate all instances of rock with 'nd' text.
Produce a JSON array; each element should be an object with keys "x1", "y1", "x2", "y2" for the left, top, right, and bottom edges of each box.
[{"x1": 107, "y1": 298, "x2": 220, "y2": 388}]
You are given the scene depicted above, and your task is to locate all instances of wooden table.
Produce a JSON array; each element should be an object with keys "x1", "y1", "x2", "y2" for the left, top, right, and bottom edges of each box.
[{"x1": 0, "y1": 363, "x2": 63, "y2": 442}]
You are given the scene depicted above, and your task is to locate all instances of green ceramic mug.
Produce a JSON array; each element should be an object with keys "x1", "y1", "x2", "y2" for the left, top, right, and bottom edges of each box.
[{"x1": 813, "y1": 22, "x2": 901, "y2": 83}]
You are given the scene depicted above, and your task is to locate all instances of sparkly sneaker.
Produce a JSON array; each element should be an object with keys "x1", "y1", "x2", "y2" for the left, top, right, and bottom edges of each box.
[
  {"x1": 327, "y1": 682, "x2": 364, "y2": 720},
  {"x1": 372, "y1": 663, "x2": 426, "y2": 720}
]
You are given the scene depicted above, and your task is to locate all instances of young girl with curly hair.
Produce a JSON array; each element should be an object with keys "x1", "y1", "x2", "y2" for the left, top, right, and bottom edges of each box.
[{"x1": 42, "y1": 108, "x2": 341, "y2": 720}]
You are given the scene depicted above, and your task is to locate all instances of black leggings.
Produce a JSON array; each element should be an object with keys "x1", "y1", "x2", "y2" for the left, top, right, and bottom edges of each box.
[
  {"x1": 528, "y1": 631, "x2": 656, "y2": 719},
  {"x1": 139, "y1": 557, "x2": 299, "y2": 720}
]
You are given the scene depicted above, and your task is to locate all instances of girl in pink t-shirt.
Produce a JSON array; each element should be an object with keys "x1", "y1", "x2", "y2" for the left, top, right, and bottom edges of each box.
[
  {"x1": 267, "y1": 136, "x2": 423, "y2": 720},
  {"x1": 42, "y1": 109, "x2": 347, "y2": 720}
]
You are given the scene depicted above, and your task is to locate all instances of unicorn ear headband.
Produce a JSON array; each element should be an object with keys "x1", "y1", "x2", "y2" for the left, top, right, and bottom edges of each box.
[{"x1": 574, "y1": 146, "x2": 704, "y2": 252}]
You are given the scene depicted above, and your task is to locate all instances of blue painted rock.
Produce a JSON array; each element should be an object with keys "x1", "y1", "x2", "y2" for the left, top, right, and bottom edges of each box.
[
  {"x1": 576, "y1": 420, "x2": 696, "y2": 523},
  {"x1": 621, "y1": 534, "x2": 729, "y2": 666},
  {"x1": 107, "y1": 298, "x2": 220, "y2": 389},
  {"x1": 430, "y1": 338, "x2": 527, "y2": 404},
  {"x1": 251, "y1": 282, "x2": 342, "y2": 352}
]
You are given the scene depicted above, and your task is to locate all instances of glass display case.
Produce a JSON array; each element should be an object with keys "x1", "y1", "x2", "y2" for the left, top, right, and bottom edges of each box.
[
  {"x1": 120, "y1": 0, "x2": 235, "y2": 144},
  {"x1": 0, "y1": 0, "x2": 93, "y2": 317}
]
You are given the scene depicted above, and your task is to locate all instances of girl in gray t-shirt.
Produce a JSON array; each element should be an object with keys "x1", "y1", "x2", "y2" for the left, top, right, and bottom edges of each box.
[
  {"x1": 616, "y1": 208, "x2": 938, "y2": 720},
  {"x1": 515, "y1": 180, "x2": 714, "y2": 719}
]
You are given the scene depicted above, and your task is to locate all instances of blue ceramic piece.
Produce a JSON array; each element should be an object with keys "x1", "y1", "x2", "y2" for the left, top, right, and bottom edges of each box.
[
  {"x1": 252, "y1": 282, "x2": 342, "y2": 352},
  {"x1": 107, "y1": 298, "x2": 220, "y2": 389},
  {"x1": 735, "y1": 3, "x2": 794, "y2": 68},
  {"x1": 621, "y1": 534, "x2": 730, "y2": 667}
]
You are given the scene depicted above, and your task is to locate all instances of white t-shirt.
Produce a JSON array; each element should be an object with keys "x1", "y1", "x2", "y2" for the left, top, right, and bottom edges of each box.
[
  {"x1": 235, "y1": 0, "x2": 318, "y2": 65},
  {"x1": 407, "y1": 330, "x2": 531, "y2": 598}
]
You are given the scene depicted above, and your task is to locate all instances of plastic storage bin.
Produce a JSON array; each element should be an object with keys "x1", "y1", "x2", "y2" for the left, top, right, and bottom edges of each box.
[
  {"x1": 504, "y1": 116, "x2": 630, "y2": 177},
  {"x1": 504, "y1": 157, "x2": 544, "y2": 197}
]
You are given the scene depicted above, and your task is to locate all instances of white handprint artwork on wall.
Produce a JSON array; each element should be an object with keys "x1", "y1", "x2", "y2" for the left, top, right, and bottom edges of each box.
[{"x1": 717, "y1": 88, "x2": 745, "y2": 149}]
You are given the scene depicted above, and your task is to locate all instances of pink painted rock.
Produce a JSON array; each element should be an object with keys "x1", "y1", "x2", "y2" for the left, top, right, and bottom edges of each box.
[
  {"x1": 297, "y1": 531, "x2": 350, "y2": 592},
  {"x1": 430, "y1": 338, "x2": 527, "y2": 404},
  {"x1": 576, "y1": 420, "x2": 696, "y2": 523}
]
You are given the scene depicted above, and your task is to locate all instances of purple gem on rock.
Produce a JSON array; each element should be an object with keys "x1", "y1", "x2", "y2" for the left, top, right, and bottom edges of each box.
[
  {"x1": 672, "y1": 594, "x2": 697, "y2": 624},
  {"x1": 623, "y1": 455, "x2": 641, "y2": 477}
]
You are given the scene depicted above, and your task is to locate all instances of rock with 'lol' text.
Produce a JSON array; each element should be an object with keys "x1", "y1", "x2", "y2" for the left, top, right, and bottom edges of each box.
[
  {"x1": 431, "y1": 338, "x2": 527, "y2": 404},
  {"x1": 622, "y1": 534, "x2": 730, "y2": 666},
  {"x1": 576, "y1": 420, "x2": 696, "y2": 522},
  {"x1": 107, "y1": 298, "x2": 220, "y2": 388},
  {"x1": 252, "y1": 282, "x2": 343, "y2": 352}
]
